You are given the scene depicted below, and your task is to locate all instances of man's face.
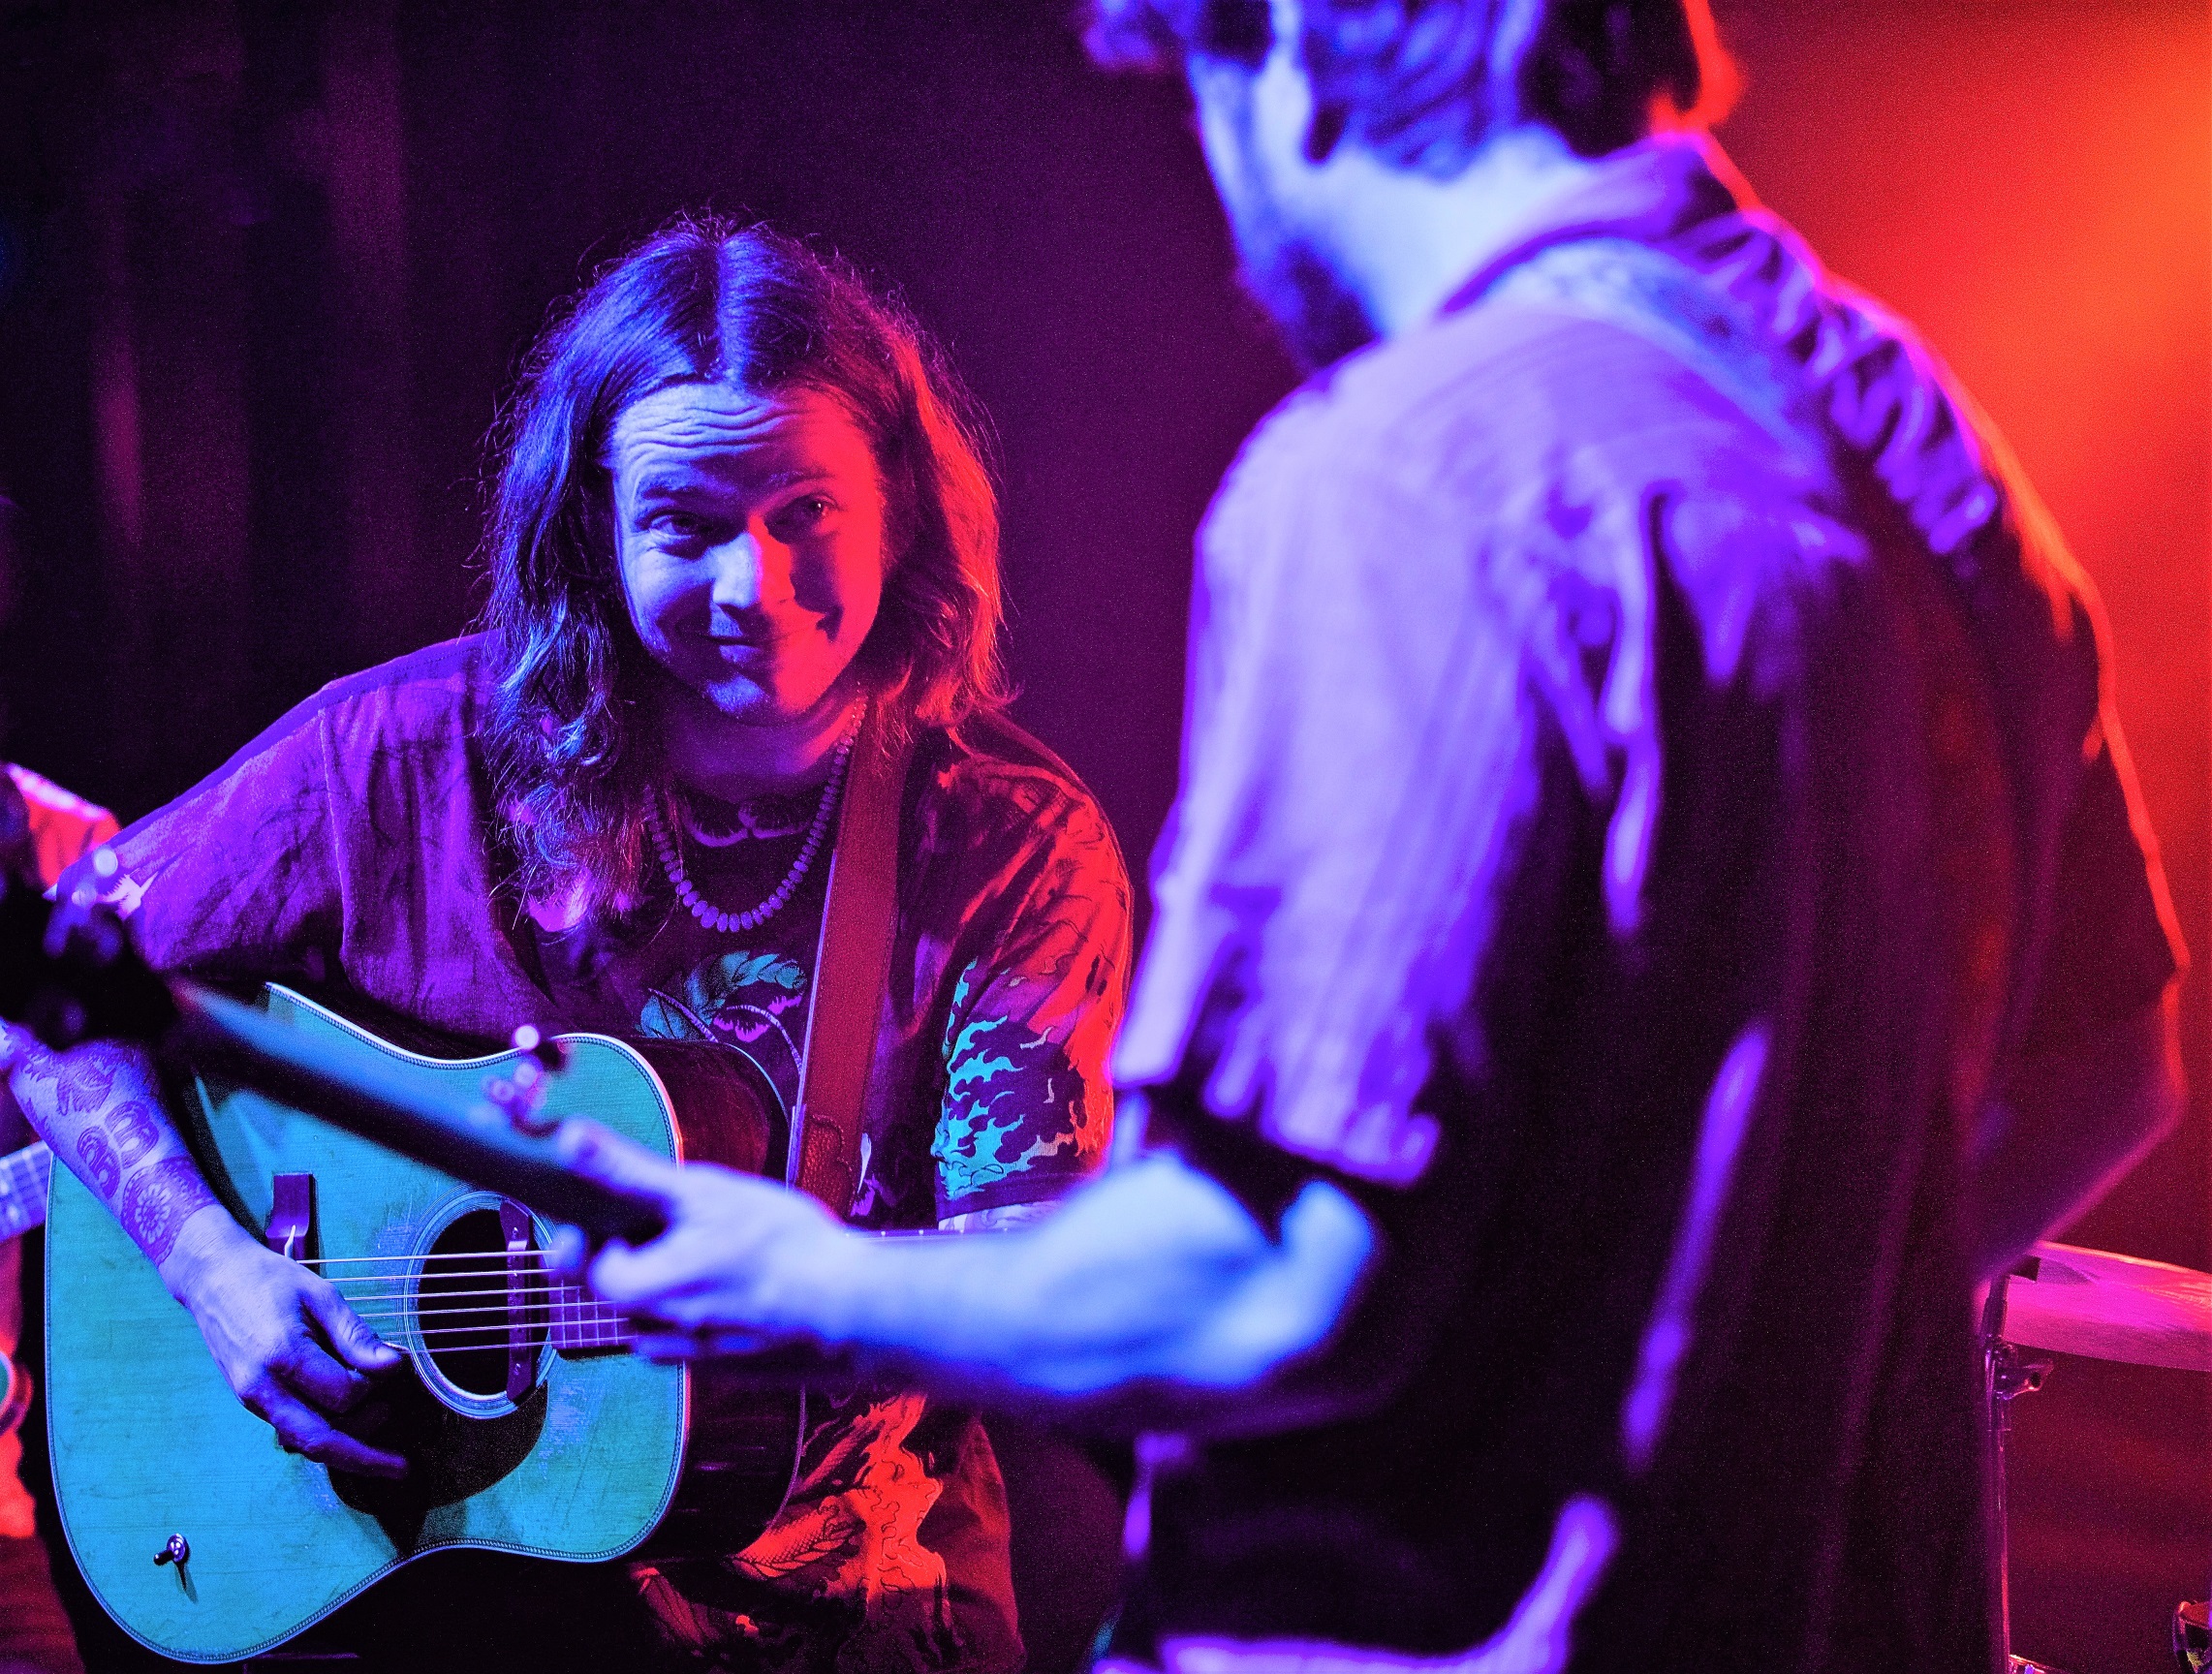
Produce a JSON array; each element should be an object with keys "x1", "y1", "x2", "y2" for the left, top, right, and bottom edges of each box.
[
  {"x1": 1188, "y1": 47, "x2": 1375, "y2": 370},
  {"x1": 608, "y1": 382, "x2": 888, "y2": 730}
]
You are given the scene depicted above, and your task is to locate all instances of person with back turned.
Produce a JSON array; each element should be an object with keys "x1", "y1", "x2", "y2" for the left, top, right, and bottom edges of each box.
[{"x1": 545, "y1": 5, "x2": 2188, "y2": 1671}]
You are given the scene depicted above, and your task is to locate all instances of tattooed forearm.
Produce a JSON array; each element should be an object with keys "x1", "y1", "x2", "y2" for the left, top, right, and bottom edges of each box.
[
  {"x1": 120, "y1": 1157, "x2": 219, "y2": 1267},
  {"x1": 103, "y1": 1100, "x2": 162, "y2": 1168},
  {"x1": 24, "y1": 1043, "x2": 129, "y2": 1117},
  {"x1": 12, "y1": 1038, "x2": 224, "y2": 1262},
  {"x1": 75, "y1": 1130, "x2": 122, "y2": 1199}
]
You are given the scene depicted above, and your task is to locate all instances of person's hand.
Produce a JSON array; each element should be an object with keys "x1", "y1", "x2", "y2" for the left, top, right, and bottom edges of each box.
[
  {"x1": 159, "y1": 1209, "x2": 408, "y2": 1478},
  {"x1": 549, "y1": 1119, "x2": 857, "y2": 1362}
]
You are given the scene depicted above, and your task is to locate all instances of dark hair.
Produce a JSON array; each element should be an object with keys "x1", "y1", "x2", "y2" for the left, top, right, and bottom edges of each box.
[
  {"x1": 479, "y1": 218, "x2": 1007, "y2": 922},
  {"x1": 1086, "y1": 0, "x2": 1738, "y2": 164}
]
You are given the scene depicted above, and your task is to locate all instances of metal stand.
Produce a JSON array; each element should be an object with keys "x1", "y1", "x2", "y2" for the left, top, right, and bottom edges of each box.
[{"x1": 1983, "y1": 1273, "x2": 2067, "y2": 1674}]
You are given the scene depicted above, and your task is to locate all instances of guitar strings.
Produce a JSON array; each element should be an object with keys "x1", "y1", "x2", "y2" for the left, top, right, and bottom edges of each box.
[
  {"x1": 296, "y1": 1252, "x2": 568, "y2": 1267},
  {"x1": 358, "y1": 1318, "x2": 623, "y2": 1335},
  {"x1": 331, "y1": 1293, "x2": 606, "y2": 1310},
  {"x1": 379, "y1": 1331, "x2": 642, "y2": 1348},
  {"x1": 340, "y1": 1300, "x2": 623, "y2": 1309},
  {"x1": 361, "y1": 1332, "x2": 629, "y2": 1346},
  {"x1": 332, "y1": 1292, "x2": 617, "y2": 1309},
  {"x1": 325, "y1": 1282, "x2": 614, "y2": 1300},
  {"x1": 336, "y1": 1307, "x2": 629, "y2": 1333},
  {"x1": 285, "y1": 1254, "x2": 652, "y2": 1348},
  {"x1": 326, "y1": 1266, "x2": 589, "y2": 1286},
  {"x1": 347, "y1": 1316, "x2": 634, "y2": 1340},
  {"x1": 341, "y1": 1295, "x2": 622, "y2": 1319},
  {"x1": 340, "y1": 1296, "x2": 617, "y2": 1317},
  {"x1": 327, "y1": 1300, "x2": 610, "y2": 1309}
]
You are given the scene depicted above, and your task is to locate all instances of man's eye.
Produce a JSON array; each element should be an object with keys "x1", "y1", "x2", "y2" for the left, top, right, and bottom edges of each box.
[
  {"x1": 649, "y1": 511, "x2": 707, "y2": 539},
  {"x1": 769, "y1": 496, "x2": 834, "y2": 539}
]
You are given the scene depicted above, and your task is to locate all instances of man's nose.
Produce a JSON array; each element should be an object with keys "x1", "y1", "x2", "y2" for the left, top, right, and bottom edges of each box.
[{"x1": 707, "y1": 525, "x2": 786, "y2": 611}]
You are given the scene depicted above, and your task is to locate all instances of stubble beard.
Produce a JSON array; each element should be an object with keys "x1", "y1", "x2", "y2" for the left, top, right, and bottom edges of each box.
[
  {"x1": 1234, "y1": 234, "x2": 1378, "y2": 373},
  {"x1": 1212, "y1": 123, "x2": 1376, "y2": 372}
]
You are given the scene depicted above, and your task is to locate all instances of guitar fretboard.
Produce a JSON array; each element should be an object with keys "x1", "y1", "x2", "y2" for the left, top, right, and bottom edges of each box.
[
  {"x1": 545, "y1": 1278, "x2": 628, "y2": 1351},
  {"x1": 0, "y1": 1144, "x2": 52, "y2": 1242}
]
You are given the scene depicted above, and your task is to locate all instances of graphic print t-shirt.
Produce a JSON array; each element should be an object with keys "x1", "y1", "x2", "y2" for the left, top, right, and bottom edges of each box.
[{"x1": 67, "y1": 636, "x2": 1131, "y2": 1674}]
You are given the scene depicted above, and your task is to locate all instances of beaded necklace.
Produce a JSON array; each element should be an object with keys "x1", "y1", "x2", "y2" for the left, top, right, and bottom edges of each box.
[{"x1": 648, "y1": 723, "x2": 857, "y2": 935}]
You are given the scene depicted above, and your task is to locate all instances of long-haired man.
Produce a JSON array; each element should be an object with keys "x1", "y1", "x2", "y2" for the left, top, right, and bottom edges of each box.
[{"x1": 15, "y1": 223, "x2": 1131, "y2": 1674}]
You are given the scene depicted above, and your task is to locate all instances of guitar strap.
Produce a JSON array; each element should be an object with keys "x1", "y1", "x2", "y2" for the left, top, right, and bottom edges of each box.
[{"x1": 790, "y1": 704, "x2": 913, "y2": 1218}]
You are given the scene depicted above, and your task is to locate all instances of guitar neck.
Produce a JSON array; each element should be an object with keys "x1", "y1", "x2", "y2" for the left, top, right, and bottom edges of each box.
[
  {"x1": 175, "y1": 983, "x2": 669, "y2": 1246},
  {"x1": 0, "y1": 1142, "x2": 51, "y2": 1241}
]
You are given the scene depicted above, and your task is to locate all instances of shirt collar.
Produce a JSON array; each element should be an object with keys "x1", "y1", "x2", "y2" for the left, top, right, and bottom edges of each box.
[{"x1": 1436, "y1": 131, "x2": 1755, "y2": 319}]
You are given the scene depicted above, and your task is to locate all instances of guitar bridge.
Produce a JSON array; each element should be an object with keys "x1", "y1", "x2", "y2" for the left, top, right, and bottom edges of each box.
[{"x1": 500, "y1": 1198, "x2": 536, "y2": 1403}]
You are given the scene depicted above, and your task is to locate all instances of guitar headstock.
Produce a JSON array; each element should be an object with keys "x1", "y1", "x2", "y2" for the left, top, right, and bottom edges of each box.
[{"x1": 481, "y1": 1024, "x2": 573, "y2": 1136}]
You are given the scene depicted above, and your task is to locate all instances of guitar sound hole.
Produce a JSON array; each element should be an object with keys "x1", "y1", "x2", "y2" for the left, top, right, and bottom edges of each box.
[{"x1": 418, "y1": 1208, "x2": 544, "y2": 1400}]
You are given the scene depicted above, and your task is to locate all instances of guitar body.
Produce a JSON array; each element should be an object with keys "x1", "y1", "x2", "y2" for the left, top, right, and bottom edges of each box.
[{"x1": 47, "y1": 984, "x2": 803, "y2": 1664}]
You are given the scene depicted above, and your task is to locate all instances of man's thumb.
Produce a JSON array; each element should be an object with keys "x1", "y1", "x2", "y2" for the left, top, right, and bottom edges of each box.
[{"x1": 314, "y1": 1285, "x2": 402, "y2": 1371}]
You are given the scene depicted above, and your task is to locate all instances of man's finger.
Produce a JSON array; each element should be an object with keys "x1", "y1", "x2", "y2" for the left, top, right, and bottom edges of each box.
[
  {"x1": 545, "y1": 1223, "x2": 590, "y2": 1279},
  {"x1": 304, "y1": 1279, "x2": 403, "y2": 1374},
  {"x1": 585, "y1": 1235, "x2": 725, "y2": 1307},
  {"x1": 266, "y1": 1395, "x2": 407, "y2": 1479},
  {"x1": 271, "y1": 1338, "x2": 371, "y2": 1415},
  {"x1": 553, "y1": 1119, "x2": 684, "y2": 1202}
]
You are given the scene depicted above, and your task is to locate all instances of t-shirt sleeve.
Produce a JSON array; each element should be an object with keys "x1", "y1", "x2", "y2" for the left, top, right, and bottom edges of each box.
[
  {"x1": 2018, "y1": 709, "x2": 2186, "y2": 1054},
  {"x1": 57, "y1": 701, "x2": 345, "y2": 987},
  {"x1": 929, "y1": 781, "x2": 1132, "y2": 1221}
]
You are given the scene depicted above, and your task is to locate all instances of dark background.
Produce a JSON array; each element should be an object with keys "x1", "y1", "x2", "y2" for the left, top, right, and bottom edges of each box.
[{"x1": 0, "y1": 2, "x2": 2204, "y2": 1670}]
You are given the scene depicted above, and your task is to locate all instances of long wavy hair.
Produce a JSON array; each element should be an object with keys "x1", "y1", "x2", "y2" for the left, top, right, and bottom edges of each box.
[{"x1": 479, "y1": 218, "x2": 1008, "y2": 922}]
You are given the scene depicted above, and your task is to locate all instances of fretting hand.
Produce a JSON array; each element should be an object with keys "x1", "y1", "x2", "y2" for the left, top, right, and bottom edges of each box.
[{"x1": 548, "y1": 1119, "x2": 859, "y2": 1364}]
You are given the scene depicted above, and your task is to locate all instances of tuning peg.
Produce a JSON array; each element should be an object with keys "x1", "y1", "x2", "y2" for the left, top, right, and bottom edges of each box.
[
  {"x1": 491, "y1": 1025, "x2": 566, "y2": 1136},
  {"x1": 511, "y1": 1024, "x2": 570, "y2": 1073}
]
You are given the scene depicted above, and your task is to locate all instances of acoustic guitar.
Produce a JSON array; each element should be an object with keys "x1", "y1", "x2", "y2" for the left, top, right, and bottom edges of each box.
[{"x1": 44, "y1": 982, "x2": 809, "y2": 1665}]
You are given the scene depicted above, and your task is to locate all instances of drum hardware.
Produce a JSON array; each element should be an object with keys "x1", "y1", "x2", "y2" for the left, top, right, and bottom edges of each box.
[
  {"x1": 1984, "y1": 1270, "x2": 2068, "y2": 1674},
  {"x1": 2001, "y1": 1244, "x2": 2212, "y2": 1374},
  {"x1": 2175, "y1": 1599, "x2": 2208, "y2": 1673},
  {"x1": 1983, "y1": 1243, "x2": 2212, "y2": 1674}
]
